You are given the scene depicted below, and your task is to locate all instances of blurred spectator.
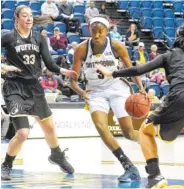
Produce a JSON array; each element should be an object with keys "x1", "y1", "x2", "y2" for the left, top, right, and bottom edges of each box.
[
  {"x1": 41, "y1": 69, "x2": 58, "y2": 93},
  {"x1": 109, "y1": 25, "x2": 122, "y2": 41},
  {"x1": 133, "y1": 42, "x2": 149, "y2": 64},
  {"x1": 56, "y1": 55, "x2": 70, "y2": 69},
  {"x1": 149, "y1": 44, "x2": 159, "y2": 60},
  {"x1": 50, "y1": 27, "x2": 68, "y2": 51},
  {"x1": 57, "y1": 0, "x2": 80, "y2": 33},
  {"x1": 150, "y1": 72, "x2": 166, "y2": 85},
  {"x1": 41, "y1": 0, "x2": 59, "y2": 21},
  {"x1": 68, "y1": 42, "x2": 79, "y2": 65},
  {"x1": 41, "y1": 29, "x2": 58, "y2": 55},
  {"x1": 148, "y1": 89, "x2": 160, "y2": 103},
  {"x1": 85, "y1": 1, "x2": 99, "y2": 22},
  {"x1": 125, "y1": 23, "x2": 140, "y2": 47},
  {"x1": 99, "y1": 3, "x2": 107, "y2": 15}
]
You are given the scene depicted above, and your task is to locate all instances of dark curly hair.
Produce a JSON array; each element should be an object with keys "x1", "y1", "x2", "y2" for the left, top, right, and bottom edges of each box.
[{"x1": 173, "y1": 24, "x2": 184, "y2": 50}]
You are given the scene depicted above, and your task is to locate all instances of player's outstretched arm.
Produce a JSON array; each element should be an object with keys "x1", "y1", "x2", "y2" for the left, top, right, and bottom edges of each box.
[
  {"x1": 1, "y1": 64, "x2": 21, "y2": 73},
  {"x1": 97, "y1": 41, "x2": 166, "y2": 78},
  {"x1": 70, "y1": 41, "x2": 90, "y2": 100},
  {"x1": 40, "y1": 35, "x2": 77, "y2": 80}
]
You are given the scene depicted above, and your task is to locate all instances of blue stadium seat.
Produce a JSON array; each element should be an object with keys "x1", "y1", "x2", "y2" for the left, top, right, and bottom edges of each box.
[
  {"x1": 3, "y1": 0, "x2": 16, "y2": 10},
  {"x1": 1, "y1": 8, "x2": 14, "y2": 19},
  {"x1": 32, "y1": 10, "x2": 40, "y2": 16},
  {"x1": 73, "y1": 5, "x2": 85, "y2": 14},
  {"x1": 140, "y1": 17, "x2": 152, "y2": 31},
  {"x1": 166, "y1": 37, "x2": 175, "y2": 48},
  {"x1": 140, "y1": 8, "x2": 152, "y2": 18},
  {"x1": 16, "y1": 0, "x2": 29, "y2": 6},
  {"x1": 1, "y1": 48, "x2": 6, "y2": 55},
  {"x1": 173, "y1": 1, "x2": 184, "y2": 16},
  {"x1": 141, "y1": 1, "x2": 152, "y2": 8},
  {"x1": 118, "y1": 1, "x2": 129, "y2": 12},
  {"x1": 81, "y1": 23, "x2": 90, "y2": 37},
  {"x1": 153, "y1": 1, "x2": 163, "y2": 9},
  {"x1": 54, "y1": 22, "x2": 66, "y2": 34},
  {"x1": 45, "y1": 23, "x2": 54, "y2": 33},
  {"x1": 164, "y1": 9, "x2": 175, "y2": 18},
  {"x1": 164, "y1": 18, "x2": 175, "y2": 28},
  {"x1": 130, "y1": 82, "x2": 139, "y2": 93},
  {"x1": 146, "y1": 82, "x2": 161, "y2": 97},
  {"x1": 164, "y1": 27, "x2": 176, "y2": 47},
  {"x1": 160, "y1": 83, "x2": 169, "y2": 96},
  {"x1": 129, "y1": 1, "x2": 140, "y2": 8},
  {"x1": 128, "y1": 7, "x2": 140, "y2": 21},
  {"x1": 29, "y1": 2, "x2": 42, "y2": 11},
  {"x1": 67, "y1": 33, "x2": 81, "y2": 43},
  {"x1": 175, "y1": 18, "x2": 184, "y2": 28},
  {"x1": 152, "y1": 8, "x2": 165, "y2": 18},
  {"x1": 152, "y1": 17, "x2": 164, "y2": 28},
  {"x1": 1, "y1": 19, "x2": 14, "y2": 30},
  {"x1": 153, "y1": 27, "x2": 164, "y2": 40},
  {"x1": 164, "y1": 27, "x2": 176, "y2": 38},
  {"x1": 74, "y1": 13, "x2": 85, "y2": 24}
]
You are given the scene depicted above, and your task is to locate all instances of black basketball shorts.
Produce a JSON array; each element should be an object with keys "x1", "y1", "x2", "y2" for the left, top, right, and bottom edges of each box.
[
  {"x1": 147, "y1": 86, "x2": 184, "y2": 142},
  {"x1": 3, "y1": 78, "x2": 52, "y2": 129}
]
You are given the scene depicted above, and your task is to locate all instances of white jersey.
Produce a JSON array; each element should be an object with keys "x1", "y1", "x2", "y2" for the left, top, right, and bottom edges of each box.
[{"x1": 83, "y1": 37, "x2": 120, "y2": 89}]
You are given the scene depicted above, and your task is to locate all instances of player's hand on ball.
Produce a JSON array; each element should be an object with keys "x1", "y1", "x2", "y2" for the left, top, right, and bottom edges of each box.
[
  {"x1": 60, "y1": 68, "x2": 78, "y2": 80},
  {"x1": 95, "y1": 64, "x2": 113, "y2": 78},
  {"x1": 139, "y1": 88, "x2": 146, "y2": 95},
  {"x1": 2, "y1": 65, "x2": 21, "y2": 73}
]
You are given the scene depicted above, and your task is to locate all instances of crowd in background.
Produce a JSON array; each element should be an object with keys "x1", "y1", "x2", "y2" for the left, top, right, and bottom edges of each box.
[{"x1": 1, "y1": 0, "x2": 168, "y2": 102}]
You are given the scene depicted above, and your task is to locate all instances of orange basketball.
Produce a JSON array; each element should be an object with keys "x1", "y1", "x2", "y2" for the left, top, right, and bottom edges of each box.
[{"x1": 125, "y1": 93, "x2": 151, "y2": 119}]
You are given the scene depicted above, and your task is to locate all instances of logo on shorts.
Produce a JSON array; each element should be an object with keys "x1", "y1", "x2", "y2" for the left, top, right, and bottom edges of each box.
[{"x1": 10, "y1": 102, "x2": 21, "y2": 115}]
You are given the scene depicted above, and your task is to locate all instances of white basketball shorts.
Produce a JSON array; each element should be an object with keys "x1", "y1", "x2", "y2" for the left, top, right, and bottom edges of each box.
[{"x1": 87, "y1": 79, "x2": 131, "y2": 118}]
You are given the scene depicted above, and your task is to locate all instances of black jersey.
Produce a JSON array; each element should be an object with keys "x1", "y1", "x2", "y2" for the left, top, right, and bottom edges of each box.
[
  {"x1": 113, "y1": 48, "x2": 184, "y2": 90},
  {"x1": 1, "y1": 29, "x2": 60, "y2": 80}
]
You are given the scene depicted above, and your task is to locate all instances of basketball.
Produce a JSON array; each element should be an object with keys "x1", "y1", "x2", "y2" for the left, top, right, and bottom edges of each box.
[{"x1": 125, "y1": 93, "x2": 151, "y2": 119}]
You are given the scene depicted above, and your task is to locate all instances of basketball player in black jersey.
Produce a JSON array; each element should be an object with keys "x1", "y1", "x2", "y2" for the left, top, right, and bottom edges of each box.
[
  {"x1": 96, "y1": 24, "x2": 184, "y2": 188},
  {"x1": 1, "y1": 5, "x2": 77, "y2": 180}
]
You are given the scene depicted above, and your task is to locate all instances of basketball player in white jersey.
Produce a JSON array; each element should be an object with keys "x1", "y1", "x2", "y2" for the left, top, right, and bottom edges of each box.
[{"x1": 71, "y1": 16, "x2": 144, "y2": 182}]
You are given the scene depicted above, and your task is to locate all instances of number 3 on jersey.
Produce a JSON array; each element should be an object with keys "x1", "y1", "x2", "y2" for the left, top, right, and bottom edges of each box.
[{"x1": 23, "y1": 54, "x2": 35, "y2": 65}]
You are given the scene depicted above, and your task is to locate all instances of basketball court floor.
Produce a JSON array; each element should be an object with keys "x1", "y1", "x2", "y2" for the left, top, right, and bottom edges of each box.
[{"x1": 1, "y1": 136, "x2": 184, "y2": 188}]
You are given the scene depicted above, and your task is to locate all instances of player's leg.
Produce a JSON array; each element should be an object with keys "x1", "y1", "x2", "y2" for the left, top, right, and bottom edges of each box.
[
  {"x1": 90, "y1": 99, "x2": 139, "y2": 182},
  {"x1": 91, "y1": 111, "x2": 120, "y2": 150},
  {"x1": 108, "y1": 79, "x2": 140, "y2": 181},
  {"x1": 1, "y1": 117, "x2": 30, "y2": 180},
  {"x1": 141, "y1": 116, "x2": 184, "y2": 188},
  {"x1": 36, "y1": 116, "x2": 74, "y2": 174},
  {"x1": 139, "y1": 119, "x2": 167, "y2": 189},
  {"x1": 110, "y1": 103, "x2": 140, "y2": 181},
  {"x1": 118, "y1": 116, "x2": 139, "y2": 141}
]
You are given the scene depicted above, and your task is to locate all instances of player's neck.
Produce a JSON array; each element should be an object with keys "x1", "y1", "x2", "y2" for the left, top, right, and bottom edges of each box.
[
  {"x1": 92, "y1": 41, "x2": 106, "y2": 54},
  {"x1": 16, "y1": 26, "x2": 31, "y2": 38}
]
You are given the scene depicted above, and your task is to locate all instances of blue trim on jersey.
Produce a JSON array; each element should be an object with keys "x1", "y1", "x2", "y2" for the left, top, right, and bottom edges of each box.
[
  {"x1": 83, "y1": 40, "x2": 89, "y2": 62},
  {"x1": 90, "y1": 38, "x2": 108, "y2": 55},
  {"x1": 109, "y1": 37, "x2": 119, "y2": 59}
]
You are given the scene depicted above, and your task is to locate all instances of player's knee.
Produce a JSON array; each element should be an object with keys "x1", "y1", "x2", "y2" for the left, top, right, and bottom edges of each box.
[
  {"x1": 94, "y1": 122, "x2": 107, "y2": 133},
  {"x1": 16, "y1": 128, "x2": 29, "y2": 142}
]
